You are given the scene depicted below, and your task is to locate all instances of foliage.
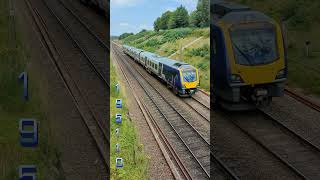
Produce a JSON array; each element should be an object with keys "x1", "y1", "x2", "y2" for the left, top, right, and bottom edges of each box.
[
  {"x1": 168, "y1": 5, "x2": 189, "y2": 29},
  {"x1": 153, "y1": 0, "x2": 210, "y2": 30},
  {"x1": 119, "y1": 28, "x2": 211, "y2": 92},
  {"x1": 0, "y1": 1, "x2": 63, "y2": 178},
  {"x1": 190, "y1": 0, "x2": 210, "y2": 27},
  {"x1": 154, "y1": 17, "x2": 161, "y2": 31},
  {"x1": 110, "y1": 55, "x2": 148, "y2": 179},
  {"x1": 186, "y1": 44, "x2": 210, "y2": 58},
  {"x1": 154, "y1": 11, "x2": 173, "y2": 31},
  {"x1": 119, "y1": 32, "x2": 134, "y2": 40}
]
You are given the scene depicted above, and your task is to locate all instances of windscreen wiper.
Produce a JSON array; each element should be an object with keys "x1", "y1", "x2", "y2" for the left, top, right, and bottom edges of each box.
[{"x1": 232, "y1": 41, "x2": 253, "y2": 65}]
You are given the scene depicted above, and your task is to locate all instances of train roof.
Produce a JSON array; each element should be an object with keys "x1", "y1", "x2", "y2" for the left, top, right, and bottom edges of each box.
[
  {"x1": 221, "y1": 11, "x2": 273, "y2": 25},
  {"x1": 211, "y1": 1, "x2": 274, "y2": 25},
  {"x1": 211, "y1": 1, "x2": 250, "y2": 17},
  {"x1": 124, "y1": 45, "x2": 196, "y2": 70},
  {"x1": 140, "y1": 51, "x2": 162, "y2": 63}
]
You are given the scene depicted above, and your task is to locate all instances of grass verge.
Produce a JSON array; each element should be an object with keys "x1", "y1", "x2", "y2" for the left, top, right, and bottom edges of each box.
[
  {"x1": 0, "y1": 0, "x2": 63, "y2": 179},
  {"x1": 110, "y1": 54, "x2": 148, "y2": 179}
]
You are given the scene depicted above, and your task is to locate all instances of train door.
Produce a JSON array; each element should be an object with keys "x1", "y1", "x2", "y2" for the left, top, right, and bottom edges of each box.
[{"x1": 159, "y1": 63, "x2": 162, "y2": 76}]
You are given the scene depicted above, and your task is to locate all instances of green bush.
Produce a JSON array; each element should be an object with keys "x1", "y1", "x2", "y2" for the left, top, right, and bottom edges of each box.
[{"x1": 186, "y1": 44, "x2": 210, "y2": 58}]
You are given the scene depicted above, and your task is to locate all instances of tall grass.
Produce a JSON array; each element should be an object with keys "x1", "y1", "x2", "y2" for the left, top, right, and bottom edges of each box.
[
  {"x1": 0, "y1": 0, "x2": 63, "y2": 179},
  {"x1": 110, "y1": 55, "x2": 148, "y2": 179}
]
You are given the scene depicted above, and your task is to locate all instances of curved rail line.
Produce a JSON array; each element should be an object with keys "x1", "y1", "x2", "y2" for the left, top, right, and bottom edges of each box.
[
  {"x1": 25, "y1": 0, "x2": 109, "y2": 169},
  {"x1": 183, "y1": 98, "x2": 210, "y2": 122},
  {"x1": 192, "y1": 96, "x2": 210, "y2": 110},
  {"x1": 112, "y1": 49, "x2": 192, "y2": 180},
  {"x1": 43, "y1": 0, "x2": 109, "y2": 86},
  {"x1": 113, "y1": 44, "x2": 210, "y2": 179},
  {"x1": 285, "y1": 88, "x2": 320, "y2": 113},
  {"x1": 227, "y1": 109, "x2": 320, "y2": 180}
]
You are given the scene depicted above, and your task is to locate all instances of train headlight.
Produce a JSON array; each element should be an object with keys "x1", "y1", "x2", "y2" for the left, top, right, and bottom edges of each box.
[
  {"x1": 276, "y1": 69, "x2": 285, "y2": 79},
  {"x1": 230, "y1": 74, "x2": 243, "y2": 83}
]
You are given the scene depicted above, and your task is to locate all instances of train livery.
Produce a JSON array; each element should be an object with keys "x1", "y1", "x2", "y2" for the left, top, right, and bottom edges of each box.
[
  {"x1": 123, "y1": 45, "x2": 200, "y2": 96},
  {"x1": 211, "y1": 1, "x2": 287, "y2": 110}
]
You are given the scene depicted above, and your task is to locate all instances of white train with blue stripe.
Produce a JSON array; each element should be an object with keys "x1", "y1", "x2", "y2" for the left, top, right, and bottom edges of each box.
[{"x1": 123, "y1": 45, "x2": 200, "y2": 96}]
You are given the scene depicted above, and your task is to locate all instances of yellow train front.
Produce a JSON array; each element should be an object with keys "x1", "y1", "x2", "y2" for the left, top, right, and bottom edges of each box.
[{"x1": 211, "y1": 1, "x2": 287, "y2": 110}]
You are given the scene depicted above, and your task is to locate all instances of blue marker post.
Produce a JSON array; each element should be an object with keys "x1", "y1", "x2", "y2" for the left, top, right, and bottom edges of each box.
[
  {"x1": 116, "y1": 99, "x2": 122, "y2": 108},
  {"x1": 115, "y1": 114, "x2": 122, "y2": 124},
  {"x1": 115, "y1": 128, "x2": 120, "y2": 138},
  {"x1": 19, "y1": 119, "x2": 38, "y2": 147},
  {"x1": 115, "y1": 83, "x2": 120, "y2": 93},
  {"x1": 18, "y1": 72, "x2": 28, "y2": 101},
  {"x1": 116, "y1": 158, "x2": 124, "y2": 168},
  {"x1": 116, "y1": 143, "x2": 120, "y2": 153},
  {"x1": 19, "y1": 165, "x2": 36, "y2": 180}
]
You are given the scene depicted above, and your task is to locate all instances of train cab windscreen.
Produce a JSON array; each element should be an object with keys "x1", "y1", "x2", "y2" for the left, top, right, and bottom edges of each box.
[
  {"x1": 230, "y1": 23, "x2": 279, "y2": 66},
  {"x1": 183, "y1": 69, "x2": 197, "y2": 82}
]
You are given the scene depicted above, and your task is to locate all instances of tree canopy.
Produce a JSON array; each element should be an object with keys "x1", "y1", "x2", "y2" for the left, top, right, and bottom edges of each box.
[{"x1": 153, "y1": 0, "x2": 209, "y2": 31}]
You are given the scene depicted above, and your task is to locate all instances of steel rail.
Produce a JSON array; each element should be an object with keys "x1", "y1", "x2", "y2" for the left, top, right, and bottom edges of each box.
[
  {"x1": 25, "y1": 0, "x2": 109, "y2": 168},
  {"x1": 112, "y1": 48, "x2": 192, "y2": 180},
  {"x1": 42, "y1": 0, "x2": 109, "y2": 87},
  {"x1": 113, "y1": 44, "x2": 210, "y2": 178},
  {"x1": 285, "y1": 88, "x2": 320, "y2": 113}
]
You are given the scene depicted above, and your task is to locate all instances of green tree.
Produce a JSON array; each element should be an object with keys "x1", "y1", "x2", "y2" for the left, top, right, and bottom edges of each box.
[
  {"x1": 154, "y1": 17, "x2": 161, "y2": 31},
  {"x1": 154, "y1": 11, "x2": 173, "y2": 31},
  {"x1": 168, "y1": 5, "x2": 189, "y2": 29},
  {"x1": 160, "y1": 11, "x2": 173, "y2": 30},
  {"x1": 189, "y1": 11, "x2": 199, "y2": 27},
  {"x1": 190, "y1": 0, "x2": 209, "y2": 27},
  {"x1": 197, "y1": 0, "x2": 210, "y2": 27}
]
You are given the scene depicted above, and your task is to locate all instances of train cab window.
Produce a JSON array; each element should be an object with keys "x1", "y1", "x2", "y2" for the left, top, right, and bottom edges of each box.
[
  {"x1": 230, "y1": 24, "x2": 279, "y2": 65},
  {"x1": 183, "y1": 70, "x2": 197, "y2": 82}
]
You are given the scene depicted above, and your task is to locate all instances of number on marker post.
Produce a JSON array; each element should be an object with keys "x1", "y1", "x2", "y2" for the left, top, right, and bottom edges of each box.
[
  {"x1": 19, "y1": 165, "x2": 36, "y2": 180},
  {"x1": 18, "y1": 72, "x2": 28, "y2": 101}
]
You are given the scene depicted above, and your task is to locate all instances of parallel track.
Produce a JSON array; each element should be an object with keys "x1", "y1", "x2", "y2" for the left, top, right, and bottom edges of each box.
[
  {"x1": 225, "y1": 109, "x2": 320, "y2": 179},
  {"x1": 112, "y1": 49, "x2": 193, "y2": 180},
  {"x1": 285, "y1": 88, "x2": 320, "y2": 113},
  {"x1": 113, "y1": 44, "x2": 210, "y2": 179},
  {"x1": 45, "y1": 0, "x2": 109, "y2": 81},
  {"x1": 25, "y1": 0, "x2": 109, "y2": 170},
  {"x1": 183, "y1": 98, "x2": 210, "y2": 122}
]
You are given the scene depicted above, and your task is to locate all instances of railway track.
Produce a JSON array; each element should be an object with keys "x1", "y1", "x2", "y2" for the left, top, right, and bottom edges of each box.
[
  {"x1": 223, "y1": 109, "x2": 320, "y2": 179},
  {"x1": 285, "y1": 88, "x2": 320, "y2": 113},
  {"x1": 112, "y1": 49, "x2": 192, "y2": 180},
  {"x1": 45, "y1": 0, "x2": 108, "y2": 79},
  {"x1": 58, "y1": 0, "x2": 108, "y2": 43},
  {"x1": 112, "y1": 43, "x2": 211, "y2": 179},
  {"x1": 183, "y1": 98, "x2": 210, "y2": 122},
  {"x1": 41, "y1": 0, "x2": 110, "y2": 131},
  {"x1": 25, "y1": 0, "x2": 109, "y2": 172}
]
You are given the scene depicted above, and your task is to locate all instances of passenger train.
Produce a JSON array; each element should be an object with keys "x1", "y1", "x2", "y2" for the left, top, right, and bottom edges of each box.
[
  {"x1": 123, "y1": 45, "x2": 200, "y2": 96},
  {"x1": 211, "y1": 1, "x2": 287, "y2": 110}
]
